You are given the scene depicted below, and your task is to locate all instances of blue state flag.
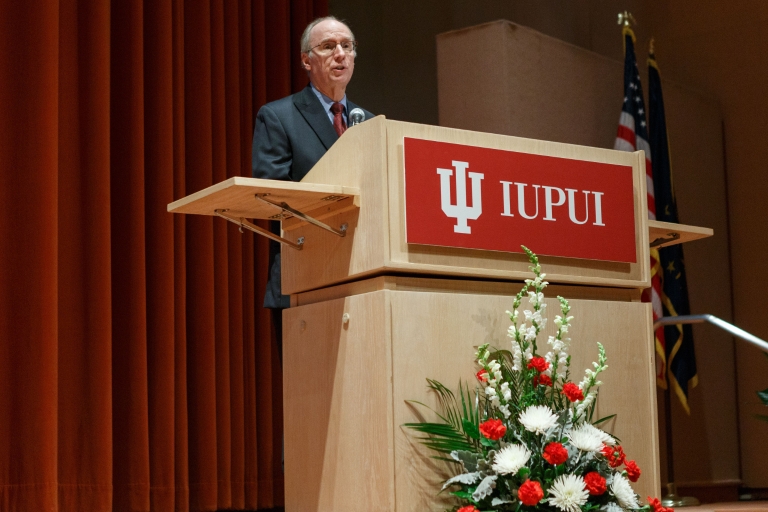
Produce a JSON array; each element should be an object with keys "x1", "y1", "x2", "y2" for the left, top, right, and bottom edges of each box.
[{"x1": 648, "y1": 47, "x2": 699, "y2": 414}]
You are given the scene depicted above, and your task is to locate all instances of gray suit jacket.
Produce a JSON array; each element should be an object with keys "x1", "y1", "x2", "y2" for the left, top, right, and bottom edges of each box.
[{"x1": 252, "y1": 84, "x2": 374, "y2": 308}]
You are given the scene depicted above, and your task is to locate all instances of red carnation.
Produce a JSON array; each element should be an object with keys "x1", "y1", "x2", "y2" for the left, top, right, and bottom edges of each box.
[
  {"x1": 457, "y1": 506, "x2": 479, "y2": 512},
  {"x1": 542, "y1": 442, "x2": 568, "y2": 465},
  {"x1": 518, "y1": 479, "x2": 544, "y2": 506},
  {"x1": 625, "y1": 459, "x2": 641, "y2": 482},
  {"x1": 476, "y1": 368, "x2": 488, "y2": 383},
  {"x1": 648, "y1": 496, "x2": 674, "y2": 512},
  {"x1": 527, "y1": 356, "x2": 549, "y2": 373},
  {"x1": 601, "y1": 444, "x2": 626, "y2": 468},
  {"x1": 533, "y1": 374, "x2": 553, "y2": 387},
  {"x1": 562, "y1": 382, "x2": 584, "y2": 402},
  {"x1": 479, "y1": 418, "x2": 506, "y2": 440},
  {"x1": 584, "y1": 471, "x2": 607, "y2": 495}
]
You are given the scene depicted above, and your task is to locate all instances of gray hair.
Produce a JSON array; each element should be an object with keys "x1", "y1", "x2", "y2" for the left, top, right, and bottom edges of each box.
[{"x1": 300, "y1": 16, "x2": 355, "y2": 54}]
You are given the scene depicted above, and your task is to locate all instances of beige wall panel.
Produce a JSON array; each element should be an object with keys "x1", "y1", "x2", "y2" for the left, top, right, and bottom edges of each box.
[
  {"x1": 282, "y1": 293, "x2": 395, "y2": 512},
  {"x1": 658, "y1": 82, "x2": 739, "y2": 485},
  {"x1": 392, "y1": 292, "x2": 660, "y2": 509},
  {"x1": 438, "y1": 21, "x2": 621, "y2": 149}
]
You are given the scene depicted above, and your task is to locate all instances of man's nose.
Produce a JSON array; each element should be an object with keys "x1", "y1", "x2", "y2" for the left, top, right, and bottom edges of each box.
[{"x1": 332, "y1": 44, "x2": 346, "y2": 58}]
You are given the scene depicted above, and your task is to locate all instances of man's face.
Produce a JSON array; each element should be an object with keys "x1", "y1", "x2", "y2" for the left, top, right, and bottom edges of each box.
[{"x1": 301, "y1": 19, "x2": 355, "y2": 98}]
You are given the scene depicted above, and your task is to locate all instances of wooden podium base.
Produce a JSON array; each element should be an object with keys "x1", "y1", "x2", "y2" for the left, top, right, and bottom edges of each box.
[{"x1": 283, "y1": 276, "x2": 661, "y2": 511}]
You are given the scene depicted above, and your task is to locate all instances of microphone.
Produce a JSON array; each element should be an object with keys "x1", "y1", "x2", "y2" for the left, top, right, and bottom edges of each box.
[{"x1": 349, "y1": 108, "x2": 365, "y2": 127}]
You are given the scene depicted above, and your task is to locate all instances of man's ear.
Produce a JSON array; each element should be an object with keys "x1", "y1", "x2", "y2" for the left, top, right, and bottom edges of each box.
[{"x1": 300, "y1": 53, "x2": 311, "y2": 71}]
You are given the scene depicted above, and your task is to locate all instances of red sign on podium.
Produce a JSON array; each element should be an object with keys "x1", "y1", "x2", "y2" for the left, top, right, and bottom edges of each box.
[{"x1": 403, "y1": 137, "x2": 637, "y2": 263}]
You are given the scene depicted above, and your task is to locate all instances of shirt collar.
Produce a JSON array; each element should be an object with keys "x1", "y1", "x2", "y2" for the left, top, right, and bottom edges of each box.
[{"x1": 310, "y1": 82, "x2": 347, "y2": 116}]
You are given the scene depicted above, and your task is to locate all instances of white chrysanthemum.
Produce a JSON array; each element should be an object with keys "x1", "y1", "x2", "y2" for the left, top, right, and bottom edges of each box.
[
  {"x1": 492, "y1": 443, "x2": 531, "y2": 475},
  {"x1": 580, "y1": 422, "x2": 616, "y2": 446},
  {"x1": 568, "y1": 423, "x2": 606, "y2": 452},
  {"x1": 600, "y1": 503, "x2": 625, "y2": 512},
  {"x1": 547, "y1": 474, "x2": 589, "y2": 512},
  {"x1": 519, "y1": 405, "x2": 558, "y2": 434},
  {"x1": 611, "y1": 473, "x2": 639, "y2": 509}
]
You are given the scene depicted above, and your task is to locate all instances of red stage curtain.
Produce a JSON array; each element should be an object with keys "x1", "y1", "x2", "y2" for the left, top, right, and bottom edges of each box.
[{"x1": 0, "y1": 0, "x2": 326, "y2": 510}]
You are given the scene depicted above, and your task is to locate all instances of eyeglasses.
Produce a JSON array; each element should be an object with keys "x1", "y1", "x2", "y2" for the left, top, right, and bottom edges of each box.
[{"x1": 308, "y1": 40, "x2": 357, "y2": 56}]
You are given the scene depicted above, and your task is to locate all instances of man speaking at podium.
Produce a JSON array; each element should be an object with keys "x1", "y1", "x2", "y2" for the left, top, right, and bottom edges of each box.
[{"x1": 251, "y1": 16, "x2": 373, "y2": 328}]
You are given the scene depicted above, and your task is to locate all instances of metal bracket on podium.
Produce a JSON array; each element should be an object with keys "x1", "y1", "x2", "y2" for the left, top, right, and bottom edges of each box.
[
  {"x1": 214, "y1": 209, "x2": 304, "y2": 250},
  {"x1": 254, "y1": 194, "x2": 348, "y2": 238}
]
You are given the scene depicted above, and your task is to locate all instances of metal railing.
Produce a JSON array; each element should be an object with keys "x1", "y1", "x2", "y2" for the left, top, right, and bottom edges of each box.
[{"x1": 654, "y1": 314, "x2": 768, "y2": 352}]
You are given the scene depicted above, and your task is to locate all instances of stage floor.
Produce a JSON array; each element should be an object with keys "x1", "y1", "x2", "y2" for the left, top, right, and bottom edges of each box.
[{"x1": 688, "y1": 502, "x2": 768, "y2": 512}]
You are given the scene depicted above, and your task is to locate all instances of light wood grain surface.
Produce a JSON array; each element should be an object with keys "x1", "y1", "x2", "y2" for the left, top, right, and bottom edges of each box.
[
  {"x1": 282, "y1": 285, "x2": 659, "y2": 511},
  {"x1": 166, "y1": 176, "x2": 358, "y2": 219},
  {"x1": 280, "y1": 117, "x2": 656, "y2": 294},
  {"x1": 648, "y1": 219, "x2": 713, "y2": 249},
  {"x1": 391, "y1": 291, "x2": 659, "y2": 510},
  {"x1": 283, "y1": 292, "x2": 396, "y2": 512}
]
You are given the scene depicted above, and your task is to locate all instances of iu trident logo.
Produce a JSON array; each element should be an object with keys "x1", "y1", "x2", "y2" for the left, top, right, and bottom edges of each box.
[{"x1": 437, "y1": 160, "x2": 484, "y2": 234}]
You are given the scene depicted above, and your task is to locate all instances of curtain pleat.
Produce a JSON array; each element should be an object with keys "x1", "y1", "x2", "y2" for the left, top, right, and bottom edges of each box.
[
  {"x1": 143, "y1": 1, "x2": 180, "y2": 510},
  {"x1": 0, "y1": 1, "x2": 60, "y2": 511},
  {"x1": 171, "y1": 1, "x2": 191, "y2": 510},
  {"x1": 0, "y1": 0, "x2": 327, "y2": 510},
  {"x1": 57, "y1": 0, "x2": 114, "y2": 511}
]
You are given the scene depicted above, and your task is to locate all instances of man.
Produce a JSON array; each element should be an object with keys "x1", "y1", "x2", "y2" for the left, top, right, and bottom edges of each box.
[{"x1": 251, "y1": 16, "x2": 374, "y2": 321}]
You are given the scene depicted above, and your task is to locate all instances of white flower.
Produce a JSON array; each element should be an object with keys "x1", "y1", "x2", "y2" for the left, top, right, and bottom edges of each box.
[
  {"x1": 500, "y1": 382, "x2": 512, "y2": 401},
  {"x1": 568, "y1": 423, "x2": 606, "y2": 452},
  {"x1": 548, "y1": 336, "x2": 564, "y2": 352},
  {"x1": 511, "y1": 343, "x2": 523, "y2": 371},
  {"x1": 499, "y1": 404, "x2": 511, "y2": 419},
  {"x1": 575, "y1": 390, "x2": 597, "y2": 417},
  {"x1": 524, "y1": 345, "x2": 534, "y2": 361},
  {"x1": 611, "y1": 473, "x2": 639, "y2": 509},
  {"x1": 492, "y1": 443, "x2": 531, "y2": 475},
  {"x1": 518, "y1": 405, "x2": 558, "y2": 435},
  {"x1": 582, "y1": 422, "x2": 616, "y2": 446},
  {"x1": 547, "y1": 474, "x2": 589, "y2": 512},
  {"x1": 600, "y1": 503, "x2": 625, "y2": 512}
]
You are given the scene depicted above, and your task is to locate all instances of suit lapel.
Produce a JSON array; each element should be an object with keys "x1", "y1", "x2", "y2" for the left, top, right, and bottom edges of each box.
[{"x1": 294, "y1": 85, "x2": 338, "y2": 150}]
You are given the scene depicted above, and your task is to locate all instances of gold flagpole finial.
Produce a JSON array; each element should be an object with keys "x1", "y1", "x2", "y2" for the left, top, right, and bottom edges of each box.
[
  {"x1": 649, "y1": 37, "x2": 655, "y2": 55},
  {"x1": 617, "y1": 12, "x2": 636, "y2": 28}
]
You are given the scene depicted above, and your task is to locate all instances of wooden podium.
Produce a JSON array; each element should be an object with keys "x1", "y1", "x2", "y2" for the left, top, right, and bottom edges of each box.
[{"x1": 169, "y1": 117, "x2": 711, "y2": 512}]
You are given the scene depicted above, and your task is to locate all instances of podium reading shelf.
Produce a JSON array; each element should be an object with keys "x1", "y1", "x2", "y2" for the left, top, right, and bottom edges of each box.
[{"x1": 168, "y1": 116, "x2": 712, "y2": 512}]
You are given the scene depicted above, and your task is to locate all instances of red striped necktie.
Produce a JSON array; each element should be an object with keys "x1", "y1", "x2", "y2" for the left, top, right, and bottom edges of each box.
[{"x1": 330, "y1": 101, "x2": 346, "y2": 136}]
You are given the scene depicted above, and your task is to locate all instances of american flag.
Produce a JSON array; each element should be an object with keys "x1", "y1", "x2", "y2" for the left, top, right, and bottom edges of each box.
[{"x1": 613, "y1": 25, "x2": 668, "y2": 387}]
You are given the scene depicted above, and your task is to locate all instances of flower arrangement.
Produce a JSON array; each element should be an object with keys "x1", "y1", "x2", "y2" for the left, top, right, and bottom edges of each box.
[{"x1": 405, "y1": 247, "x2": 671, "y2": 512}]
